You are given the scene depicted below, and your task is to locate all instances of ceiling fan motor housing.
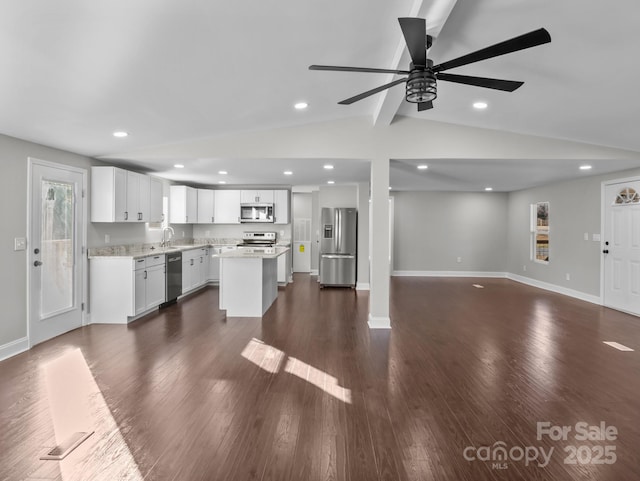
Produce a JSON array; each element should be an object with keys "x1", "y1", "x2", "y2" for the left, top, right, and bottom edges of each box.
[{"x1": 406, "y1": 59, "x2": 437, "y2": 103}]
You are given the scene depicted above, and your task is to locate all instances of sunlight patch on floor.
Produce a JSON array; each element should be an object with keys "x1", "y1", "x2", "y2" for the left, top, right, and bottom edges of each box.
[
  {"x1": 240, "y1": 338, "x2": 352, "y2": 403},
  {"x1": 42, "y1": 348, "x2": 143, "y2": 481}
]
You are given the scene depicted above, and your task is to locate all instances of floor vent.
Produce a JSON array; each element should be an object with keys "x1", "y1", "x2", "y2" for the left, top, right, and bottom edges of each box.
[
  {"x1": 40, "y1": 431, "x2": 94, "y2": 460},
  {"x1": 603, "y1": 341, "x2": 634, "y2": 352}
]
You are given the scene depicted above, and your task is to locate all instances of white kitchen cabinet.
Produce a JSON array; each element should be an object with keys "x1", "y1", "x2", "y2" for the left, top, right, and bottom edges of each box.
[
  {"x1": 274, "y1": 190, "x2": 290, "y2": 224},
  {"x1": 170, "y1": 185, "x2": 198, "y2": 223},
  {"x1": 240, "y1": 190, "x2": 274, "y2": 204},
  {"x1": 90, "y1": 254, "x2": 165, "y2": 324},
  {"x1": 209, "y1": 250, "x2": 220, "y2": 282},
  {"x1": 181, "y1": 248, "x2": 209, "y2": 293},
  {"x1": 127, "y1": 171, "x2": 150, "y2": 222},
  {"x1": 149, "y1": 176, "x2": 164, "y2": 223},
  {"x1": 197, "y1": 189, "x2": 215, "y2": 224},
  {"x1": 134, "y1": 255, "x2": 165, "y2": 316},
  {"x1": 92, "y1": 166, "x2": 158, "y2": 223},
  {"x1": 214, "y1": 190, "x2": 241, "y2": 224},
  {"x1": 277, "y1": 248, "x2": 292, "y2": 284}
]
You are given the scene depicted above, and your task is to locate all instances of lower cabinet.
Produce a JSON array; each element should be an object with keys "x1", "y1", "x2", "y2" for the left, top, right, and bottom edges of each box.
[
  {"x1": 90, "y1": 255, "x2": 166, "y2": 324},
  {"x1": 277, "y1": 248, "x2": 292, "y2": 284},
  {"x1": 181, "y1": 248, "x2": 209, "y2": 294}
]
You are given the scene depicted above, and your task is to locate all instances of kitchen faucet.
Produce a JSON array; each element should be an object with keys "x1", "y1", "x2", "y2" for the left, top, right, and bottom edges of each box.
[{"x1": 161, "y1": 227, "x2": 175, "y2": 247}]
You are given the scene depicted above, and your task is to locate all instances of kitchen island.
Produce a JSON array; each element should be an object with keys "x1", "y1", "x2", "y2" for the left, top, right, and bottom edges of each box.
[{"x1": 218, "y1": 246, "x2": 290, "y2": 317}]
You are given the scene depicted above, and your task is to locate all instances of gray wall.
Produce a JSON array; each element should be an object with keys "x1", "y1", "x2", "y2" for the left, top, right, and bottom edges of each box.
[
  {"x1": 507, "y1": 167, "x2": 640, "y2": 296},
  {"x1": 393, "y1": 191, "x2": 509, "y2": 272},
  {"x1": 192, "y1": 222, "x2": 290, "y2": 241},
  {"x1": 0, "y1": 134, "x2": 95, "y2": 346}
]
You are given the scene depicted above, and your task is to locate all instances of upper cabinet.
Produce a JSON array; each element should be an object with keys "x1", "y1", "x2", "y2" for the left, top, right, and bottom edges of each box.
[
  {"x1": 91, "y1": 166, "x2": 161, "y2": 223},
  {"x1": 170, "y1": 185, "x2": 198, "y2": 224},
  {"x1": 274, "y1": 190, "x2": 290, "y2": 224},
  {"x1": 197, "y1": 189, "x2": 215, "y2": 224},
  {"x1": 149, "y1": 177, "x2": 163, "y2": 223},
  {"x1": 214, "y1": 190, "x2": 241, "y2": 224},
  {"x1": 240, "y1": 190, "x2": 274, "y2": 204}
]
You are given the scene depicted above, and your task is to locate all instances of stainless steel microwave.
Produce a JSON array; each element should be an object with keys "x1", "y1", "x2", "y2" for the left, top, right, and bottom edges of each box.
[{"x1": 240, "y1": 203, "x2": 274, "y2": 223}]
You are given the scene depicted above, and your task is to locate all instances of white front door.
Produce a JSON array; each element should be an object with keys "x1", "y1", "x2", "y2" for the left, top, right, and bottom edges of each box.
[
  {"x1": 603, "y1": 180, "x2": 640, "y2": 315},
  {"x1": 29, "y1": 159, "x2": 86, "y2": 346}
]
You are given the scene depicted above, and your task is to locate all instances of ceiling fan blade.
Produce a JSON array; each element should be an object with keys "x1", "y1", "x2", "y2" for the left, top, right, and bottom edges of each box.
[
  {"x1": 398, "y1": 18, "x2": 427, "y2": 67},
  {"x1": 418, "y1": 101, "x2": 433, "y2": 111},
  {"x1": 436, "y1": 73, "x2": 524, "y2": 92},
  {"x1": 432, "y1": 28, "x2": 551, "y2": 73},
  {"x1": 338, "y1": 78, "x2": 408, "y2": 105},
  {"x1": 309, "y1": 65, "x2": 409, "y2": 75}
]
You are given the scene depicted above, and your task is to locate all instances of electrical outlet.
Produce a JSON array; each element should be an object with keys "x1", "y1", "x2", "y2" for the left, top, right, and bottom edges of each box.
[
  {"x1": 182, "y1": 231, "x2": 185, "y2": 238},
  {"x1": 566, "y1": 273, "x2": 571, "y2": 281},
  {"x1": 104, "y1": 234, "x2": 110, "y2": 244},
  {"x1": 205, "y1": 230, "x2": 210, "y2": 237},
  {"x1": 584, "y1": 232, "x2": 589, "y2": 241},
  {"x1": 14, "y1": 237, "x2": 26, "y2": 251},
  {"x1": 456, "y1": 257, "x2": 462, "y2": 263},
  {"x1": 523, "y1": 265, "x2": 527, "y2": 271}
]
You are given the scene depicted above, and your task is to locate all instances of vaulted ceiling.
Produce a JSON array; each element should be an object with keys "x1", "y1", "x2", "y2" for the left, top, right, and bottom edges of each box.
[{"x1": 1, "y1": 0, "x2": 639, "y2": 191}]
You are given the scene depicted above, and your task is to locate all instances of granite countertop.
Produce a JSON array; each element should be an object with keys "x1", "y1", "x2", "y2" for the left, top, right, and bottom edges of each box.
[
  {"x1": 88, "y1": 239, "x2": 241, "y2": 260},
  {"x1": 217, "y1": 246, "x2": 290, "y2": 259}
]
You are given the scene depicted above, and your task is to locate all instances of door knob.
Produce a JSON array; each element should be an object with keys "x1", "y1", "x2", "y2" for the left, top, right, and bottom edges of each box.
[
  {"x1": 34, "y1": 248, "x2": 40, "y2": 254},
  {"x1": 603, "y1": 249, "x2": 609, "y2": 254},
  {"x1": 33, "y1": 260, "x2": 43, "y2": 266}
]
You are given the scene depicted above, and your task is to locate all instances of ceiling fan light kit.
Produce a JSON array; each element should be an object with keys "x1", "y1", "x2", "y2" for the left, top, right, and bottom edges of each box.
[{"x1": 310, "y1": 17, "x2": 551, "y2": 111}]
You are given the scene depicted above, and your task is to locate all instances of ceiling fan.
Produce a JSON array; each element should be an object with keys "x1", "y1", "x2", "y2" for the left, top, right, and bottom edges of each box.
[{"x1": 309, "y1": 18, "x2": 551, "y2": 111}]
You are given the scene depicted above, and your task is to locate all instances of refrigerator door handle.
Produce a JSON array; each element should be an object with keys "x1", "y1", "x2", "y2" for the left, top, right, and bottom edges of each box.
[{"x1": 322, "y1": 254, "x2": 355, "y2": 259}]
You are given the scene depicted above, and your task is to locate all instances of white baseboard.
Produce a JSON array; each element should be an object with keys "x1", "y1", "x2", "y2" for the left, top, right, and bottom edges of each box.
[
  {"x1": 310, "y1": 269, "x2": 318, "y2": 276},
  {"x1": 0, "y1": 336, "x2": 29, "y2": 362},
  {"x1": 356, "y1": 282, "x2": 370, "y2": 291},
  {"x1": 368, "y1": 314, "x2": 391, "y2": 329},
  {"x1": 506, "y1": 273, "x2": 602, "y2": 305},
  {"x1": 392, "y1": 270, "x2": 507, "y2": 278}
]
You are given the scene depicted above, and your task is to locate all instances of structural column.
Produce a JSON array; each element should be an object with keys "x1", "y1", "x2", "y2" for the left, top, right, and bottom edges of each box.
[{"x1": 368, "y1": 158, "x2": 391, "y2": 328}]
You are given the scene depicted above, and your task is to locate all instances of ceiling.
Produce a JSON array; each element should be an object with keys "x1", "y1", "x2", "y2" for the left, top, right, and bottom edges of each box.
[{"x1": 1, "y1": 0, "x2": 639, "y2": 191}]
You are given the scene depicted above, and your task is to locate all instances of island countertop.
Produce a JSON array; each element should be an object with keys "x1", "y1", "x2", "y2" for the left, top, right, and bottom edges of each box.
[{"x1": 216, "y1": 246, "x2": 289, "y2": 259}]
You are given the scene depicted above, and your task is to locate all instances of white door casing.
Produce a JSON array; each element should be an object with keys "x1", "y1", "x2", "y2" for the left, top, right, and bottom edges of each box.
[
  {"x1": 28, "y1": 159, "x2": 87, "y2": 346},
  {"x1": 603, "y1": 180, "x2": 640, "y2": 315}
]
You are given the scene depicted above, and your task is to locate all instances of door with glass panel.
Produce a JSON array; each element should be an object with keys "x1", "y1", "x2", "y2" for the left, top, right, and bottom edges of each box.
[{"x1": 29, "y1": 160, "x2": 86, "y2": 345}]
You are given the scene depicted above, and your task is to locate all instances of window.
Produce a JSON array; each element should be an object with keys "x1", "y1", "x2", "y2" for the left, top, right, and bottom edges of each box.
[{"x1": 531, "y1": 202, "x2": 549, "y2": 263}]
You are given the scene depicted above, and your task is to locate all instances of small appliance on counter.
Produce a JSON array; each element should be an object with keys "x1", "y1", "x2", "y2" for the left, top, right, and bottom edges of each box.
[{"x1": 319, "y1": 207, "x2": 357, "y2": 288}]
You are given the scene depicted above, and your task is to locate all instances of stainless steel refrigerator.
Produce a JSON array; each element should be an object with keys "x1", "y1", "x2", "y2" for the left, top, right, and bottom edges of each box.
[{"x1": 319, "y1": 207, "x2": 357, "y2": 287}]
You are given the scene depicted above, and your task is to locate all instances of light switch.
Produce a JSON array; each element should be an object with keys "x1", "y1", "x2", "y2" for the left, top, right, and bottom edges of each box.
[
  {"x1": 592, "y1": 233, "x2": 601, "y2": 242},
  {"x1": 14, "y1": 237, "x2": 26, "y2": 251},
  {"x1": 584, "y1": 232, "x2": 589, "y2": 241}
]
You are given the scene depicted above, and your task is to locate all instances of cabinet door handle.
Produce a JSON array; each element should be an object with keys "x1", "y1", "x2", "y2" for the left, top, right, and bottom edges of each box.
[
  {"x1": 190, "y1": 259, "x2": 194, "y2": 266},
  {"x1": 144, "y1": 270, "x2": 147, "y2": 279},
  {"x1": 125, "y1": 211, "x2": 128, "y2": 220},
  {"x1": 212, "y1": 216, "x2": 214, "y2": 223},
  {"x1": 200, "y1": 257, "x2": 203, "y2": 263},
  {"x1": 186, "y1": 215, "x2": 188, "y2": 223}
]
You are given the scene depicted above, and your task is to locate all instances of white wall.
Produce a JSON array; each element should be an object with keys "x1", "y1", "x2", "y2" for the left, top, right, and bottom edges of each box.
[{"x1": 393, "y1": 191, "x2": 508, "y2": 273}]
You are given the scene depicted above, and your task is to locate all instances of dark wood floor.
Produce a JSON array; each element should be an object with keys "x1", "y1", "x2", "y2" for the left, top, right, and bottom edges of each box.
[{"x1": 1, "y1": 275, "x2": 640, "y2": 481}]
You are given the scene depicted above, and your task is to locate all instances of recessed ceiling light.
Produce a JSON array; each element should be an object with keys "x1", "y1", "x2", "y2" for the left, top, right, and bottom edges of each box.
[
  {"x1": 284, "y1": 170, "x2": 293, "y2": 176},
  {"x1": 174, "y1": 164, "x2": 184, "y2": 169},
  {"x1": 473, "y1": 102, "x2": 488, "y2": 110},
  {"x1": 113, "y1": 131, "x2": 128, "y2": 138},
  {"x1": 324, "y1": 164, "x2": 334, "y2": 170},
  {"x1": 579, "y1": 165, "x2": 592, "y2": 170},
  {"x1": 485, "y1": 187, "x2": 493, "y2": 191},
  {"x1": 417, "y1": 164, "x2": 428, "y2": 170},
  {"x1": 218, "y1": 170, "x2": 228, "y2": 175},
  {"x1": 327, "y1": 180, "x2": 335, "y2": 184},
  {"x1": 218, "y1": 180, "x2": 226, "y2": 184},
  {"x1": 294, "y1": 102, "x2": 308, "y2": 110}
]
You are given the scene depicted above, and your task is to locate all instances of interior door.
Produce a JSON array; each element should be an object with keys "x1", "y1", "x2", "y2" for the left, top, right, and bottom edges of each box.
[
  {"x1": 293, "y1": 217, "x2": 311, "y2": 272},
  {"x1": 603, "y1": 181, "x2": 640, "y2": 314},
  {"x1": 29, "y1": 160, "x2": 86, "y2": 346}
]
